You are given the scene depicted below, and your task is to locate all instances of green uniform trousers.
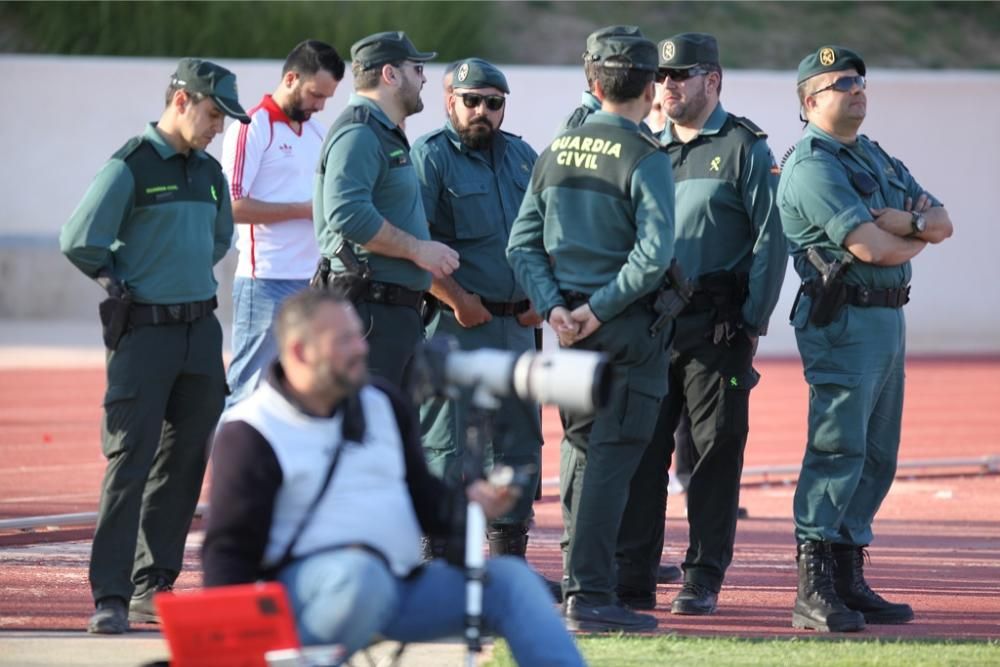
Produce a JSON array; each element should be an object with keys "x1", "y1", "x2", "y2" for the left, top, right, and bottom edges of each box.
[
  {"x1": 354, "y1": 300, "x2": 424, "y2": 390},
  {"x1": 90, "y1": 314, "x2": 226, "y2": 602},
  {"x1": 792, "y1": 301, "x2": 906, "y2": 545},
  {"x1": 560, "y1": 303, "x2": 669, "y2": 604},
  {"x1": 617, "y1": 310, "x2": 757, "y2": 594},
  {"x1": 420, "y1": 309, "x2": 542, "y2": 525}
]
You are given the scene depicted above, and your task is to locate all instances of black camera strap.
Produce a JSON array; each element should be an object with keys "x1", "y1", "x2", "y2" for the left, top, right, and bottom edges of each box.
[{"x1": 271, "y1": 440, "x2": 348, "y2": 574}]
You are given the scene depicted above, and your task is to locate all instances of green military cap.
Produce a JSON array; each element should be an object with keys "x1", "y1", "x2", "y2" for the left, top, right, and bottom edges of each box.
[
  {"x1": 171, "y1": 58, "x2": 250, "y2": 124},
  {"x1": 796, "y1": 45, "x2": 866, "y2": 84},
  {"x1": 584, "y1": 25, "x2": 644, "y2": 58},
  {"x1": 350, "y1": 31, "x2": 437, "y2": 70},
  {"x1": 586, "y1": 36, "x2": 658, "y2": 72},
  {"x1": 658, "y1": 32, "x2": 720, "y2": 69},
  {"x1": 452, "y1": 58, "x2": 509, "y2": 94}
]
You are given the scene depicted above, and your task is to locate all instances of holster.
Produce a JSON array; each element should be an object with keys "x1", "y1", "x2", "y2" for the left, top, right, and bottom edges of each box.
[
  {"x1": 98, "y1": 292, "x2": 132, "y2": 351},
  {"x1": 309, "y1": 257, "x2": 332, "y2": 290},
  {"x1": 804, "y1": 279, "x2": 849, "y2": 327},
  {"x1": 649, "y1": 259, "x2": 694, "y2": 336}
]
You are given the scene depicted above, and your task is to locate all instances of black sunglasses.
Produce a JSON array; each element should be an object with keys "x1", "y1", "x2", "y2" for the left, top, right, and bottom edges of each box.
[
  {"x1": 655, "y1": 67, "x2": 708, "y2": 84},
  {"x1": 455, "y1": 92, "x2": 506, "y2": 112},
  {"x1": 810, "y1": 75, "x2": 866, "y2": 96}
]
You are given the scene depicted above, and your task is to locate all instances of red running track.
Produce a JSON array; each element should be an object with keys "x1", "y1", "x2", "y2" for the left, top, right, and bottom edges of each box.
[{"x1": 1, "y1": 359, "x2": 998, "y2": 637}]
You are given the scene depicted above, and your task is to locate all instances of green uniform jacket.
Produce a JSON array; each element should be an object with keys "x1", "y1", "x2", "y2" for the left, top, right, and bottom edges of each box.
[
  {"x1": 778, "y1": 123, "x2": 941, "y2": 289},
  {"x1": 59, "y1": 123, "x2": 233, "y2": 304},
  {"x1": 411, "y1": 122, "x2": 537, "y2": 302},
  {"x1": 507, "y1": 111, "x2": 675, "y2": 323},
  {"x1": 314, "y1": 94, "x2": 431, "y2": 291},
  {"x1": 659, "y1": 103, "x2": 786, "y2": 334}
]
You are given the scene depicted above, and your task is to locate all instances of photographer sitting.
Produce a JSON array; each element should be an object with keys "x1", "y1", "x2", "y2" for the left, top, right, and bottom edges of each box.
[{"x1": 202, "y1": 289, "x2": 583, "y2": 666}]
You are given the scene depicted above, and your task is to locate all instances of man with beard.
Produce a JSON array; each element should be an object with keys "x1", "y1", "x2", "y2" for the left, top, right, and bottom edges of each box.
[
  {"x1": 314, "y1": 31, "x2": 459, "y2": 388},
  {"x1": 780, "y1": 45, "x2": 951, "y2": 632},
  {"x1": 202, "y1": 289, "x2": 585, "y2": 666},
  {"x1": 222, "y1": 40, "x2": 344, "y2": 408},
  {"x1": 616, "y1": 33, "x2": 787, "y2": 616},
  {"x1": 508, "y1": 33, "x2": 675, "y2": 632},
  {"x1": 60, "y1": 58, "x2": 248, "y2": 633},
  {"x1": 410, "y1": 59, "x2": 543, "y2": 563}
]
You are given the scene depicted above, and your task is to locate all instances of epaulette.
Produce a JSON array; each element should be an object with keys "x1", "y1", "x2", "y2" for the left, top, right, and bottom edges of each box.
[
  {"x1": 806, "y1": 135, "x2": 839, "y2": 156},
  {"x1": 563, "y1": 105, "x2": 591, "y2": 130},
  {"x1": 500, "y1": 129, "x2": 524, "y2": 140},
  {"x1": 733, "y1": 115, "x2": 768, "y2": 139},
  {"x1": 111, "y1": 136, "x2": 144, "y2": 161},
  {"x1": 638, "y1": 131, "x2": 662, "y2": 149},
  {"x1": 352, "y1": 105, "x2": 371, "y2": 125}
]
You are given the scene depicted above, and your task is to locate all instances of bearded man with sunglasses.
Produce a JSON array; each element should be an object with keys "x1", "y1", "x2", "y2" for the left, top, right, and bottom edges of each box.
[
  {"x1": 616, "y1": 32, "x2": 787, "y2": 617},
  {"x1": 314, "y1": 31, "x2": 459, "y2": 389},
  {"x1": 779, "y1": 46, "x2": 952, "y2": 632},
  {"x1": 410, "y1": 59, "x2": 544, "y2": 564}
]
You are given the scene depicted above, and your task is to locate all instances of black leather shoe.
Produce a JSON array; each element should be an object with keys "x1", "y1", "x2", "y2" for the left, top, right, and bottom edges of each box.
[
  {"x1": 616, "y1": 588, "x2": 656, "y2": 610},
  {"x1": 88, "y1": 596, "x2": 129, "y2": 634},
  {"x1": 657, "y1": 564, "x2": 682, "y2": 583},
  {"x1": 129, "y1": 574, "x2": 173, "y2": 624},
  {"x1": 564, "y1": 596, "x2": 657, "y2": 632},
  {"x1": 670, "y1": 582, "x2": 718, "y2": 615}
]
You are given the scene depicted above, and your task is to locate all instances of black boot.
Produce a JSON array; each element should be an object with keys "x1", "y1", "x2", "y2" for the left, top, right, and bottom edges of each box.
[
  {"x1": 487, "y1": 523, "x2": 528, "y2": 557},
  {"x1": 831, "y1": 544, "x2": 914, "y2": 624},
  {"x1": 792, "y1": 541, "x2": 866, "y2": 632},
  {"x1": 421, "y1": 535, "x2": 448, "y2": 561},
  {"x1": 488, "y1": 522, "x2": 564, "y2": 603}
]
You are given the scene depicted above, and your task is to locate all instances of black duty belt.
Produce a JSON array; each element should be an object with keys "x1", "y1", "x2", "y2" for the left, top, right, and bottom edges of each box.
[
  {"x1": 803, "y1": 282, "x2": 910, "y2": 309},
  {"x1": 362, "y1": 281, "x2": 424, "y2": 310},
  {"x1": 845, "y1": 284, "x2": 910, "y2": 308},
  {"x1": 444, "y1": 298, "x2": 530, "y2": 317},
  {"x1": 130, "y1": 297, "x2": 217, "y2": 326}
]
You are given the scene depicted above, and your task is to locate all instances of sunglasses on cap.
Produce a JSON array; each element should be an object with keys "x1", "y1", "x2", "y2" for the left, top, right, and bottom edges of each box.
[
  {"x1": 454, "y1": 92, "x2": 506, "y2": 112},
  {"x1": 810, "y1": 74, "x2": 866, "y2": 96},
  {"x1": 655, "y1": 66, "x2": 709, "y2": 84}
]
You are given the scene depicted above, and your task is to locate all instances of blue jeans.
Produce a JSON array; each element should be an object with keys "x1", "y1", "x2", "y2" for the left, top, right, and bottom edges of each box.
[
  {"x1": 226, "y1": 277, "x2": 309, "y2": 409},
  {"x1": 278, "y1": 549, "x2": 584, "y2": 666}
]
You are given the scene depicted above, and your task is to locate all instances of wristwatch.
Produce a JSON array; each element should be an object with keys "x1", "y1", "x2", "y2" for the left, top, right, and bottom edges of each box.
[{"x1": 909, "y1": 211, "x2": 927, "y2": 236}]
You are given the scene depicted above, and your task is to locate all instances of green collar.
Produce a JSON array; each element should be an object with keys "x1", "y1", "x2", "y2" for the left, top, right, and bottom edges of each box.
[
  {"x1": 349, "y1": 93, "x2": 399, "y2": 132},
  {"x1": 661, "y1": 102, "x2": 727, "y2": 145},
  {"x1": 143, "y1": 123, "x2": 209, "y2": 161}
]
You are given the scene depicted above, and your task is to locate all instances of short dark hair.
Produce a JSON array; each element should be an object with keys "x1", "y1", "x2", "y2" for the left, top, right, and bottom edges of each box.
[
  {"x1": 704, "y1": 63, "x2": 723, "y2": 95},
  {"x1": 352, "y1": 59, "x2": 394, "y2": 91},
  {"x1": 584, "y1": 61, "x2": 601, "y2": 90},
  {"x1": 594, "y1": 59, "x2": 654, "y2": 103},
  {"x1": 163, "y1": 83, "x2": 205, "y2": 108},
  {"x1": 283, "y1": 39, "x2": 346, "y2": 81},
  {"x1": 275, "y1": 289, "x2": 350, "y2": 350}
]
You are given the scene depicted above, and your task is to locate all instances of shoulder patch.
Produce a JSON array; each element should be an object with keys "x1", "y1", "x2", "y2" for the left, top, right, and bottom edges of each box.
[
  {"x1": 111, "y1": 136, "x2": 144, "y2": 161},
  {"x1": 733, "y1": 115, "x2": 768, "y2": 139}
]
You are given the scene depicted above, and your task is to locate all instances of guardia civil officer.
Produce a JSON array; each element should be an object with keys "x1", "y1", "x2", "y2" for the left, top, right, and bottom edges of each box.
[
  {"x1": 780, "y1": 46, "x2": 952, "y2": 632},
  {"x1": 507, "y1": 33, "x2": 675, "y2": 632},
  {"x1": 411, "y1": 59, "x2": 543, "y2": 560},
  {"x1": 314, "y1": 31, "x2": 459, "y2": 388},
  {"x1": 559, "y1": 25, "x2": 648, "y2": 132},
  {"x1": 617, "y1": 33, "x2": 787, "y2": 615},
  {"x1": 59, "y1": 59, "x2": 248, "y2": 634}
]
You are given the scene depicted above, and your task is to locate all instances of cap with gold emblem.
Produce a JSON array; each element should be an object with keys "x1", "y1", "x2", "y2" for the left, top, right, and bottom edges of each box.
[
  {"x1": 657, "y1": 33, "x2": 720, "y2": 69},
  {"x1": 796, "y1": 45, "x2": 866, "y2": 84},
  {"x1": 451, "y1": 57, "x2": 509, "y2": 94}
]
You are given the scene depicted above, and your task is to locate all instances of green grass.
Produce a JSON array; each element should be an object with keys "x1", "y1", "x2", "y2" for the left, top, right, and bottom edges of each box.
[{"x1": 485, "y1": 636, "x2": 1000, "y2": 666}]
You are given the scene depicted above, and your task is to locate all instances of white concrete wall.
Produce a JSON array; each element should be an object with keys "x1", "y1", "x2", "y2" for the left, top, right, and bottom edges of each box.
[{"x1": 1, "y1": 55, "x2": 997, "y2": 354}]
